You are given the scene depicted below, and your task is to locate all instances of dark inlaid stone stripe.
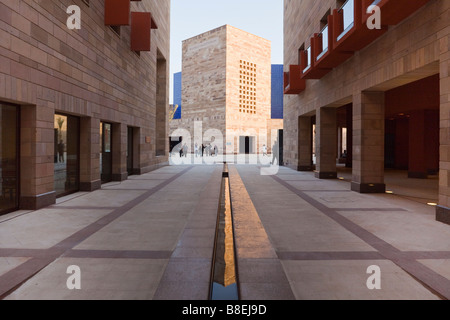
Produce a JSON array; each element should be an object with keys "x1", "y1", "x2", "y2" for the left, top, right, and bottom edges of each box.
[
  {"x1": 271, "y1": 174, "x2": 450, "y2": 300},
  {"x1": 0, "y1": 167, "x2": 193, "y2": 299}
]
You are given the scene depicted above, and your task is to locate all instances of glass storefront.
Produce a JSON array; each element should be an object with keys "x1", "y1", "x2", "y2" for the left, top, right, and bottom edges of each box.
[
  {"x1": 54, "y1": 114, "x2": 80, "y2": 197},
  {"x1": 0, "y1": 103, "x2": 19, "y2": 215},
  {"x1": 100, "y1": 122, "x2": 112, "y2": 183}
]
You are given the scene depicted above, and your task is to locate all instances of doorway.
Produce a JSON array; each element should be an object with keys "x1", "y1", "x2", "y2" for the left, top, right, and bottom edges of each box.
[
  {"x1": 0, "y1": 103, "x2": 19, "y2": 215},
  {"x1": 127, "y1": 127, "x2": 134, "y2": 176},
  {"x1": 100, "y1": 122, "x2": 113, "y2": 183},
  {"x1": 54, "y1": 113, "x2": 80, "y2": 197},
  {"x1": 239, "y1": 136, "x2": 255, "y2": 154}
]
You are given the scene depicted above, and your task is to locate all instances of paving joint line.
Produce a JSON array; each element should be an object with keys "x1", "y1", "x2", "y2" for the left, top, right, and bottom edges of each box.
[
  {"x1": 0, "y1": 166, "x2": 194, "y2": 299},
  {"x1": 270, "y1": 174, "x2": 450, "y2": 300}
]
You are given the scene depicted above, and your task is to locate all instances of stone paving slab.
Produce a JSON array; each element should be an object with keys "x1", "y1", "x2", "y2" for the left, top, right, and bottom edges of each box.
[
  {"x1": 281, "y1": 260, "x2": 439, "y2": 300},
  {"x1": 5, "y1": 257, "x2": 168, "y2": 300},
  {"x1": 235, "y1": 165, "x2": 450, "y2": 300},
  {"x1": 0, "y1": 164, "x2": 450, "y2": 300},
  {"x1": 0, "y1": 165, "x2": 214, "y2": 299},
  {"x1": 228, "y1": 165, "x2": 295, "y2": 300}
]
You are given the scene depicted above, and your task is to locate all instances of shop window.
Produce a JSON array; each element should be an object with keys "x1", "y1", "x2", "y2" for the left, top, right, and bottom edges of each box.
[
  {"x1": 0, "y1": 103, "x2": 19, "y2": 215},
  {"x1": 54, "y1": 114, "x2": 80, "y2": 197}
]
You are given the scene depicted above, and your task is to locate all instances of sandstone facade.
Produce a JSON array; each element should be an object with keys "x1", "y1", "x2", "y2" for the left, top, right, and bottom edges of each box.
[
  {"x1": 0, "y1": 0, "x2": 170, "y2": 212},
  {"x1": 283, "y1": 0, "x2": 450, "y2": 222},
  {"x1": 171, "y1": 25, "x2": 282, "y2": 155}
]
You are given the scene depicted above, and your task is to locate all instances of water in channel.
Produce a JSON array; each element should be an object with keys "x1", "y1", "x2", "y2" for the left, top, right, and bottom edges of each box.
[{"x1": 209, "y1": 167, "x2": 239, "y2": 300}]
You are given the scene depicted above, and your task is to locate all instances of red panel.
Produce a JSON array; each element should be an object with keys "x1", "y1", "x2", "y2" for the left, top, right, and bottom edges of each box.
[
  {"x1": 315, "y1": 15, "x2": 354, "y2": 69},
  {"x1": 131, "y1": 12, "x2": 151, "y2": 52},
  {"x1": 105, "y1": 0, "x2": 130, "y2": 26},
  {"x1": 362, "y1": 0, "x2": 430, "y2": 26},
  {"x1": 284, "y1": 65, "x2": 306, "y2": 95},
  {"x1": 301, "y1": 36, "x2": 332, "y2": 80},
  {"x1": 332, "y1": 1, "x2": 387, "y2": 53}
]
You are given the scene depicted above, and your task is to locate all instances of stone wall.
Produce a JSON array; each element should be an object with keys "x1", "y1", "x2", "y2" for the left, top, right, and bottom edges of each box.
[
  {"x1": 175, "y1": 25, "x2": 280, "y2": 155},
  {"x1": 283, "y1": 0, "x2": 450, "y2": 220},
  {"x1": 0, "y1": 0, "x2": 170, "y2": 209}
]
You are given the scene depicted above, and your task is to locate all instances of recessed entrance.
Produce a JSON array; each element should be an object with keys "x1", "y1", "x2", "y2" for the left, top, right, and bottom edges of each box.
[
  {"x1": 239, "y1": 136, "x2": 255, "y2": 154},
  {"x1": 127, "y1": 126, "x2": 140, "y2": 176},
  {"x1": 334, "y1": 74, "x2": 440, "y2": 204},
  {"x1": 54, "y1": 113, "x2": 80, "y2": 197},
  {"x1": 0, "y1": 103, "x2": 19, "y2": 215},
  {"x1": 100, "y1": 122, "x2": 113, "y2": 183}
]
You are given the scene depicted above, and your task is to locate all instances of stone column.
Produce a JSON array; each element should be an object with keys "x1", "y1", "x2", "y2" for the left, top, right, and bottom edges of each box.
[
  {"x1": 315, "y1": 107, "x2": 337, "y2": 179},
  {"x1": 20, "y1": 105, "x2": 55, "y2": 209},
  {"x1": 346, "y1": 104, "x2": 353, "y2": 168},
  {"x1": 112, "y1": 122, "x2": 127, "y2": 181},
  {"x1": 80, "y1": 117, "x2": 101, "y2": 191},
  {"x1": 351, "y1": 91, "x2": 386, "y2": 193},
  {"x1": 437, "y1": 55, "x2": 450, "y2": 225},
  {"x1": 297, "y1": 116, "x2": 313, "y2": 171}
]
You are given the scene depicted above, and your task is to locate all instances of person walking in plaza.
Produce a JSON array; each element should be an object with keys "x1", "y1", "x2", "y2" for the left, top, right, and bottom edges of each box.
[
  {"x1": 271, "y1": 140, "x2": 279, "y2": 165},
  {"x1": 262, "y1": 144, "x2": 267, "y2": 157},
  {"x1": 58, "y1": 140, "x2": 65, "y2": 163}
]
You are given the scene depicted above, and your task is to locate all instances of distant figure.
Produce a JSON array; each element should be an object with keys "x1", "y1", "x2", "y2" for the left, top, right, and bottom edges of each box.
[
  {"x1": 183, "y1": 143, "x2": 188, "y2": 157},
  {"x1": 214, "y1": 145, "x2": 218, "y2": 157},
  {"x1": 195, "y1": 143, "x2": 199, "y2": 157},
  {"x1": 201, "y1": 144, "x2": 205, "y2": 157},
  {"x1": 271, "y1": 140, "x2": 279, "y2": 165},
  {"x1": 58, "y1": 140, "x2": 65, "y2": 162},
  {"x1": 179, "y1": 145, "x2": 183, "y2": 158},
  {"x1": 262, "y1": 144, "x2": 267, "y2": 157}
]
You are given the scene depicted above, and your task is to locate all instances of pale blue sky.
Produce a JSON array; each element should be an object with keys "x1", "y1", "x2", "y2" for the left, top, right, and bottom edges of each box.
[{"x1": 169, "y1": 0, "x2": 284, "y2": 103}]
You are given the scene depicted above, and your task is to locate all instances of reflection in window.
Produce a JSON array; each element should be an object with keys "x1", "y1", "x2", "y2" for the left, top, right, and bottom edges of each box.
[{"x1": 54, "y1": 114, "x2": 79, "y2": 197}]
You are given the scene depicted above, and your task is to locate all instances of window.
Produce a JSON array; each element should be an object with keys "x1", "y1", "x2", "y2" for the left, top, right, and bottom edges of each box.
[
  {"x1": 317, "y1": 25, "x2": 329, "y2": 60},
  {"x1": 337, "y1": 0, "x2": 355, "y2": 41},
  {"x1": 54, "y1": 113, "x2": 80, "y2": 197},
  {"x1": 303, "y1": 46, "x2": 312, "y2": 73}
]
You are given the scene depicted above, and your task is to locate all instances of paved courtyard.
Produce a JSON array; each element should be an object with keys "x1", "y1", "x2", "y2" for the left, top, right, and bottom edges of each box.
[{"x1": 1, "y1": 163, "x2": 450, "y2": 300}]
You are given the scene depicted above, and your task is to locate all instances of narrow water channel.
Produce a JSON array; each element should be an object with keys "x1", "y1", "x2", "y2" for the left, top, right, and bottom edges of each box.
[{"x1": 209, "y1": 164, "x2": 239, "y2": 300}]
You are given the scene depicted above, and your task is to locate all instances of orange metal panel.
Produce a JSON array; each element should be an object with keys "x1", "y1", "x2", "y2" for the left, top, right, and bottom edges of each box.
[
  {"x1": 131, "y1": 12, "x2": 151, "y2": 52},
  {"x1": 315, "y1": 14, "x2": 353, "y2": 70},
  {"x1": 362, "y1": 0, "x2": 431, "y2": 26},
  {"x1": 332, "y1": 1, "x2": 387, "y2": 53},
  {"x1": 302, "y1": 36, "x2": 332, "y2": 80},
  {"x1": 105, "y1": 0, "x2": 130, "y2": 26},
  {"x1": 284, "y1": 65, "x2": 306, "y2": 95}
]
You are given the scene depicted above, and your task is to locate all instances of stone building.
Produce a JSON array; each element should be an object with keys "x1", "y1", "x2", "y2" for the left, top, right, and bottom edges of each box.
[
  {"x1": 170, "y1": 25, "x2": 283, "y2": 155},
  {"x1": 0, "y1": 0, "x2": 170, "y2": 214},
  {"x1": 283, "y1": 0, "x2": 449, "y2": 224}
]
